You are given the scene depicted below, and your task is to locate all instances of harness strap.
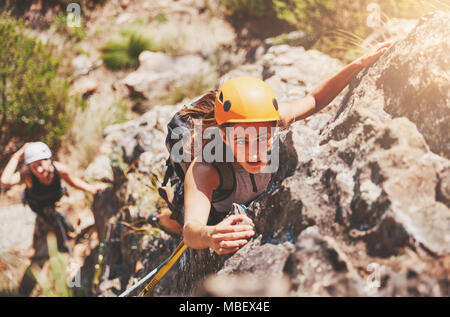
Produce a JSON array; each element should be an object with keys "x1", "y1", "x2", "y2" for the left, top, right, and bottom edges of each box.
[
  {"x1": 161, "y1": 159, "x2": 174, "y2": 187},
  {"x1": 211, "y1": 162, "x2": 235, "y2": 203}
]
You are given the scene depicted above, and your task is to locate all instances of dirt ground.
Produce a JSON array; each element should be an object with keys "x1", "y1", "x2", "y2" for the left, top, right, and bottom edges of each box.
[{"x1": 0, "y1": 184, "x2": 98, "y2": 295}]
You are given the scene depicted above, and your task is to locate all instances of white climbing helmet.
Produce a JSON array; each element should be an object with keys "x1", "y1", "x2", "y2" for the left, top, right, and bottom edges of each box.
[{"x1": 24, "y1": 142, "x2": 52, "y2": 165}]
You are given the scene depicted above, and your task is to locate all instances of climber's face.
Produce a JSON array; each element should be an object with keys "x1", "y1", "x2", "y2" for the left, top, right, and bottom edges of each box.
[
  {"x1": 221, "y1": 121, "x2": 275, "y2": 174},
  {"x1": 29, "y1": 159, "x2": 54, "y2": 185}
]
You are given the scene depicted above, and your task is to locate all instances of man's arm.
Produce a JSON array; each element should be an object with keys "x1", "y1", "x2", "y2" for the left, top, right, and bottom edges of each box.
[
  {"x1": 278, "y1": 41, "x2": 392, "y2": 127},
  {"x1": 0, "y1": 144, "x2": 30, "y2": 187},
  {"x1": 54, "y1": 161, "x2": 106, "y2": 195}
]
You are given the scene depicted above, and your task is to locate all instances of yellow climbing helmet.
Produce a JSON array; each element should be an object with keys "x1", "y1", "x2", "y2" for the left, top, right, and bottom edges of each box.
[{"x1": 214, "y1": 76, "x2": 280, "y2": 125}]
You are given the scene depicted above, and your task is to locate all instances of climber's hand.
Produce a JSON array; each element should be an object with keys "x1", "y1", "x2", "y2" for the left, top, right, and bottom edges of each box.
[
  {"x1": 156, "y1": 209, "x2": 183, "y2": 235},
  {"x1": 208, "y1": 215, "x2": 255, "y2": 255},
  {"x1": 13, "y1": 142, "x2": 33, "y2": 161},
  {"x1": 91, "y1": 182, "x2": 109, "y2": 194},
  {"x1": 357, "y1": 41, "x2": 393, "y2": 68}
]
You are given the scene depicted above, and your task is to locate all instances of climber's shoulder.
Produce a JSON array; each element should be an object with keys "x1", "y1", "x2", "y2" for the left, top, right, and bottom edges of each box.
[{"x1": 185, "y1": 158, "x2": 221, "y2": 193}]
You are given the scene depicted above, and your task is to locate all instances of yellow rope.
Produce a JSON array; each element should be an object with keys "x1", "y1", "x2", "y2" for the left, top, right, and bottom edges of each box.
[{"x1": 138, "y1": 241, "x2": 188, "y2": 297}]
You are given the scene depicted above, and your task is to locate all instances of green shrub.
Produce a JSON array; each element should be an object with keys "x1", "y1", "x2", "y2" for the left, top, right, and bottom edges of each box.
[
  {"x1": 101, "y1": 32, "x2": 156, "y2": 70},
  {"x1": 51, "y1": 12, "x2": 86, "y2": 42},
  {"x1": 154, "y1": 11, "x2": 168, "y2": 24},
  {"x1": 0, "y1": 12, "x2": 72, "y2": 155}
]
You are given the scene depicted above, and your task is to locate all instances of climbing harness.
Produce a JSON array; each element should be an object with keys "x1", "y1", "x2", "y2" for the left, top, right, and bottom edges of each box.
[{"x1": 119, "y1": 240, "x2": 188, "y2": 297}]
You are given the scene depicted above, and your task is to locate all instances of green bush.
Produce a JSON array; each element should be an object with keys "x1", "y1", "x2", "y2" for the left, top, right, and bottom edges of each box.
[
  {"x1": 0, "y1": 12, "x2": 72, "y2": 154},
  {"x1": 101, "y1": 32, "x2": 157, "y2": 70},
  {"x1": 51, "y1": 12, "x2": 86, "y2": 42}
]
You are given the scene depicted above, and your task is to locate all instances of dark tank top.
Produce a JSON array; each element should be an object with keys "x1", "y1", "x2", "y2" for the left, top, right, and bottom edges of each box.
[{"x1": 25, "y1": 163, "x2": 63, "y2": 207}]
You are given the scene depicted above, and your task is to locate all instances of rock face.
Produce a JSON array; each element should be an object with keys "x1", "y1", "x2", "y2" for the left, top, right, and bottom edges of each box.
[
  {"x1": 318, "y1": 11, "x2": 450, "y2": 256},
  {"x1": 87, "y1": 12, "x2": 450, "y2": 297},
  {"x1": 360, "y1": 12, "x2": 449, "y2": 158}
]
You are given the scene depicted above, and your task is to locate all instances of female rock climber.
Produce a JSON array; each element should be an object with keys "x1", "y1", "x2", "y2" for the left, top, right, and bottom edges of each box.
[
  {"x1": 0, "y1": 141, "x2": 107, "y2": 295},
  {"x1": 159, "y1": 42, "x2": 392, "y2": 255}
]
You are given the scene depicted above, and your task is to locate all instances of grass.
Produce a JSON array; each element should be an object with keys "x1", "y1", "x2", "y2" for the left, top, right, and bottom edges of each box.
[
  {"x1": 29, "y1": 234, "x2": 73, "y2": 297},
  {"x1": 50, "y1": 12, "x2": 86, "y2": 42},
  {"x1": 64, "y1": 98, "x2": 135, "y2": 169},
  {"x1": 154, "y1": 11, "x2": 168, "y2": 24},
  {"x1": 101, "y1": 32, "x2": 157, "y2": 70}
]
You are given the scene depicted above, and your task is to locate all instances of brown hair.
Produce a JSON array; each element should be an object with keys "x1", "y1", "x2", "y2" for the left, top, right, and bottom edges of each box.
[
  {"x1": 179, "y1": 90, "x2": 218, "y2": 130},
  {"x1": 179, "y1": 90, "x2": 221, "y2": 161}
]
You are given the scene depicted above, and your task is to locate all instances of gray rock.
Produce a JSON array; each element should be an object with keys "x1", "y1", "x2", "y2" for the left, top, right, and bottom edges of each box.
[
  {"x1": 199, "y1": 273, "x2": 291, "y2": 297},
  {"x1": 85, "y1": 155, "x2": 114, "y2": 183},
  {"x1": 122, "y1": 51, "x2": 214, "y2": 105},
  {"x1": 101, "y1": 105, "x2": 181, "y2": 164},
  {"x1": 284, "y1": 227, "x2": 366, "y2": 296},
  {"x1": 71, "y1": 54, "x2": 94, "y2": 76}
]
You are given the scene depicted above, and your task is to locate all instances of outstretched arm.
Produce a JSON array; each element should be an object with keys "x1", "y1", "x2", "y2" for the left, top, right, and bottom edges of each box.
[
  {"x1": 278, "y1": 41, "x2": 392, "y2": 127},
  {"x1": 54, "y1": 161, "x2": 107, "y2": 195}
]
